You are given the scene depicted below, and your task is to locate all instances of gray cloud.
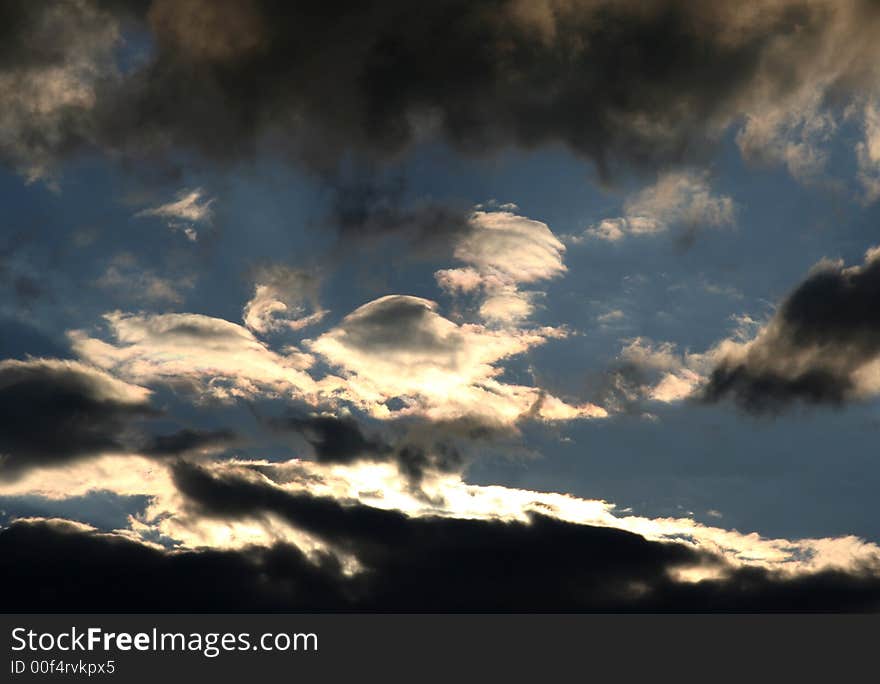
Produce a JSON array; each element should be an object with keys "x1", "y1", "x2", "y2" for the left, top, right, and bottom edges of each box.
[
  {"x1": 0, "y1": 357, "x2": 237, "y2": 479},
  {"x1": 266, "y1": 412, "x2": 504, "y2": 487},
  {"x1": 323, "y1": 177, "x2": 472, "y2": 256},
  {"x1": 0, "y1": 359, "x2": 156, "y2": 479},
  {"x1": 6, "y1": 511, "x2": 880, "y2": 611},
  {"x1": 4, "y1": 1, "x2": 880, "y2": 180},
  {"x1": 703, "y1": 248, "x2": 880, "y2": 413}
]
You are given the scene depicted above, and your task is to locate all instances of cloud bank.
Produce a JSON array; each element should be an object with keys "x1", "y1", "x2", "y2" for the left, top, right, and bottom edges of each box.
[{"x1": 5, "y1": 0, "x2": 880, "y2": 188}]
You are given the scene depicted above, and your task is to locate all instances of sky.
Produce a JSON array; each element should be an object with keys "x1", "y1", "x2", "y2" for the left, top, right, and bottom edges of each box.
[{"x1": 3, "y1": 0, "x2": 880, "y2": 611}]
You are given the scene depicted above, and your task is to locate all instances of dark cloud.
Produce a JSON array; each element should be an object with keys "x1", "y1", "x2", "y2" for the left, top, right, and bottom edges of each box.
[
  {"x1": 268, "y1": 414, "x2": 391, "y2": 464},
  {"x1": 3, "y1": 469, "x2": 880, "y2": 611},
  {"x1": 0, "y1": 0, "x2": 121, "y2": 177},
  {"x1": 140, "y1": 428, "x2": 238, "y2": 457},
  {"x1": 0, "y1": 360, "x2": 156, "y2": 479},
  {"x1": 782, "y1": 254, "x2": 880, "y2": 350},
  {"x1": 3, "y1": 1, "x2": 880, "y2": 177},
  {"x1": 266, "y1": 413, "x2": 482, "y2": 486},
  {"x1": 0, "y1": 358, "x2": 237, "y2": 479},
  {"x1": 164, "y1": 462, "x2": 880, "y2": 611},
  {"x1": 394, "y1": 442, "x2": 463, "y2": 486},
  {"x1": 323, "y1": 177, "x2": 472, "y2": 255},
  {"x1": 702, "y1": 251, "x2": 880, "y2": 413},
  {"x1": 0, "y1": 1, "x2": 111, "y2": 71},
  {"x1": 0, "y1": 519, "x2": 350, "y2": 612},
  {"x1": 590, "y1": 361, "x2": 652, "y2": 415},
  {"x1": 702, "y1": 365, "x2": 850, "y2": 414},
  {"x1": 326, "y1": 295, "x2": 462, "y2": 357}
]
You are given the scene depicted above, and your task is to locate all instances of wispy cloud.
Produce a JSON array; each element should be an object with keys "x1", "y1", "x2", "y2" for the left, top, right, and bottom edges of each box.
[
  {"x1": 136, "y1": 188, "x2": 215, "y2": 241},
  {"x1": 577, "y1": 170, "x2": 734, "y2": 243},
  {"x1": 436, "y1": 208, "x2": 566, "y2": 324}
]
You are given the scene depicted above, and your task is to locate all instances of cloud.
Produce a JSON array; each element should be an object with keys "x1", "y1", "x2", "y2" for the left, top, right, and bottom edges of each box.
[
  {"x1": 268, "y1": 413, "x2": 392, "y2": 465},
  {"x1": 0, "y1": 355, "x2": 244, "y2": 482},
  {"x1": 140, "y1": 428, "x2": 237, "y2": 458},
  {"x1": 70, "y1": 310, "x2": 319, "y2": 402},
  {"x1": 8, "y1": 508, "x2": 880, "y2": 611},
  {"x1": 242, "y1": 265, "x2": 327, "y2": 335},
  {"x1": 596, "y1": 338, "x2": 715, "y2": 413},
  {"x1": 5, "y1": 1, "x2": 880, "y2": 186},
  {"x1": 453, "y1": 211, "x2": 566, "y2": 284},
  {"x1": 434, "y1": 267, "x2": 484, "y2": 294},
  {"x1": 3, "y1": 461, "x2": 871, "y2": 612},
  {"x1": 0, "y1": 358, "x2": 153, "y2": 479},
  {"x1": 436, "y1": 209, "x2": 566, "y2": 324},
  {"x1": 95, "y1": 253, "x2": 195, "y2": 306},
  {"x1": 703, "y1": 247, "x2": 880, "y2": 413},
  {"x1": 597, "y1": 309, "x2": 626, "y2": 326},
  {"x1": 324, "y1": 178, "x2": 473, "y2": 257},
  {"x1": 64, "y1": 198, "x2": 605, "y2": 428},
  {"x1": 582, "y1": 170, "x2": 734, "y2": 242},
  {"x1": 736, "y1": 88, "x2": 838, "y2": 183},
  {"x1": 308, "y1": 294, "x2": 605, "y2": 422},
  {"x1": 477, "y1": 289, "x2": 538, "y2": 324},
  {"x1": 5, "y1": 446, "x2": 880, "y2": 599},
  {"x1": 649, "y1": 369, "x2": 703, "y2": 403},
  {"x1": 856, "y1": 99, "x2": 880, "y2": 203},
  {"x1": 69, "y1": 289, "x2": 604, "y2": 426},
  {"x1": 265, "y1": 412, "x2": 502, "y2": 488},
  {"x1": 0, "y1": 0, "x2": 120, "y2": 181},
  {"x1": 174, "y1": 458, "x2": 880, "y2": 578},
  {"x1": 0, "y1": 518, "x2": 350, "y2": 611},
  {"x1": 135, "y1": 188, "x2": 214, "y2": 241}
]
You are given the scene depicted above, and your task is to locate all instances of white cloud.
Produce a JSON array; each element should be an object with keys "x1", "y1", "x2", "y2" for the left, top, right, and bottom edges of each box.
[
  {"x1": 242, "y1": 265, "x2": 327, "y2": 335},
  {"x1": 136, "y1": 188, "x2": 215, "y2": 240},
  {"x1": 69, "y1": 311, "x2": 319, "y2": 402},
  {"x1": 436, "y1": 209, "x2": 567, "y2": 325},
  {"x1": 69, "y1": 206, "x2": 605, "y2": 426},
  {"x1": 582, "y1": 170, "x2": 735, "y2": 242},
  {"x1": 434, "y1": 267, "x2": 484, "y2": 294},
  {"x1": 308, "y1": 294, "x2": 605, "y2": 422},
  {"x1": 454, "y1": 210, "x2": 566, "y2": 283},
  {"x1": 67, "y1": 297, "x2": 605, "y2": 425},
  {"x1": 611, "y1": 336, "x2": 725, "y2": 405},
  {"x1": 597, "y1": 309, "x2": 626, "y2": 325},
  {"x1": 736, "y1": 87, "x2": 837, "y2": 182},
  {"x1": 649, "y1": 368, "x2": 703, "y2": 402},
  {"x1": 478, "y1": 289, "x2": 536, "y2": 324}
]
